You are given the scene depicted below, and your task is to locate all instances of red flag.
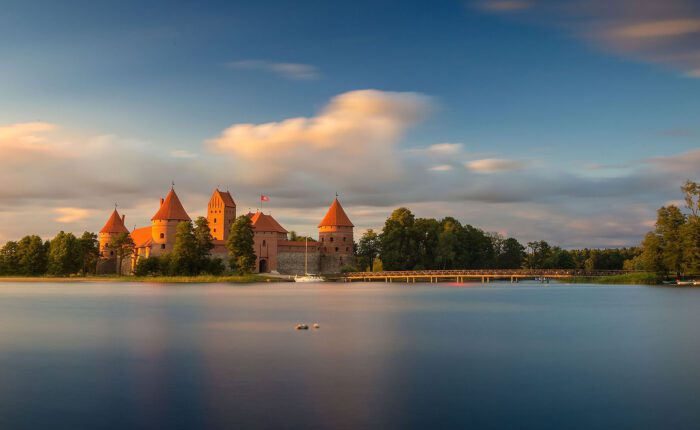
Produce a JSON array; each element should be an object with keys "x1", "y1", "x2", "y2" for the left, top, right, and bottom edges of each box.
[{"x1": 260, "y1": 195, "x2": 270, "y2": 202}]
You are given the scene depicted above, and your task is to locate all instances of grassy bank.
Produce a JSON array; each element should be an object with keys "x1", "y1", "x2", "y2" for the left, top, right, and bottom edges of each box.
[
  {"x1": 560, "y1": 272, "x2": 660, "y2": 285},
  {"x1": 0, "y1": 274, "x2": 290, "y2": 284}
]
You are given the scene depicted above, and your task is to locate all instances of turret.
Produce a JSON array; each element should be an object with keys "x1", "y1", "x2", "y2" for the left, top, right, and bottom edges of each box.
[
  {"x1": 151, "y1": 188, "x2": 191, "y2": 254},
  {"x1": 98, "y1": 209, "x2": 130, "y2": 258},
  {"x1": 207, "y1": 189, "x2": 236, "y2": 241},
  {"x1": 318, "y1": 197, "x2": 354, "y2": 271}
]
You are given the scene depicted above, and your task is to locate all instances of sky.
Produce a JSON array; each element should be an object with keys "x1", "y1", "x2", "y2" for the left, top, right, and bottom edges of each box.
[{"x1": 1, "y1": 0, "x2": 699, "y2": 248}]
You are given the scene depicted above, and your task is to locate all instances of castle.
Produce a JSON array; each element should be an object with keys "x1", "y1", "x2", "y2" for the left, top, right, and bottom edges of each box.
[{"x1": 97, "y1": 187, "x2": 355, "y2": 275}]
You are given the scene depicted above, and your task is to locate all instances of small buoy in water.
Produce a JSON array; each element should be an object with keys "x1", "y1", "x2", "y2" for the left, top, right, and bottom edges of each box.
[
  {"x1": 296, "y1": 324, "x2": 309, "y2": 330},
  {"x1": 313, "y1": 323, "x2": 320, "y2": 329}
]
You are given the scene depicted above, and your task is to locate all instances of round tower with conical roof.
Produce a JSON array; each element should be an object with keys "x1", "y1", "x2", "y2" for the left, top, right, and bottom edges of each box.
[
  {"x1": 318, "y1": 197, "x2": 354, "y2": 272},
  {"x1": 151, "y1": 187, "x2": 191, "y2": 255},
  {"x1": 98, "y1": 208, "x2": 130, "y2": 258}
]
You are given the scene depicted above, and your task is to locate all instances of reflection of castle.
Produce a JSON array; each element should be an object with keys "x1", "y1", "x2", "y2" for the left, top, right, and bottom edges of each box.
[{"x1": 97, "y1": 187, "x2": 354, "y2": 274}]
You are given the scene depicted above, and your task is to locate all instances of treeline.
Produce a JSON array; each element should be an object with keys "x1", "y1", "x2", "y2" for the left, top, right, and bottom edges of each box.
[
  {"x1": 0, "y1": 232, "x2": 99, "y2": 276},
  {"x1": 355, "y1": 208, "x2": 640, "y2": 272},
  {"x1": 625, "y1": 181, "x2": 700, "y2": 276}
]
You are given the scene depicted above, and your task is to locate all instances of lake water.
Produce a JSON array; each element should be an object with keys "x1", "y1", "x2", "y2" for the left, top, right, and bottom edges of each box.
[{"x1": 0, "y1": 281, "x2": 699, "y2": 429}]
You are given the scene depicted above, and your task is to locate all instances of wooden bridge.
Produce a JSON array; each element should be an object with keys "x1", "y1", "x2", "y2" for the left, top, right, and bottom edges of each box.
[{"x1": 342, "y1": 269, "x2": 632, "y2": 283}]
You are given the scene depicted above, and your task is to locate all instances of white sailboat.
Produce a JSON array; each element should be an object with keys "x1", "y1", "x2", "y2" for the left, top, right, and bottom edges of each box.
[{"x1": 294, "y1": 236, "x2": 325, "y2": 282}]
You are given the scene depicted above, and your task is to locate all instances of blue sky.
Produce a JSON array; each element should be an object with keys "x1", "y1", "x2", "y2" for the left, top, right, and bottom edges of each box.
[{"x1": 1, "y1": 0, "x2": 699, "y2": 247}]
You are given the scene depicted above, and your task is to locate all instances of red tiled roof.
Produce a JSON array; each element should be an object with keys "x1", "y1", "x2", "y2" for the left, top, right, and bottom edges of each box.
[
  {"x1": 249, "y1": 211, "x2": 288, "y2": 233},
  {"x1": 318, "y1": 198, "x2": 354, "y2": 228},
  {"x1": 220, "y1": 190, "x2": 236, "y2": 207},
  {"x1": 151, "y1": 189, "x2": 191, "y2": 221},
  {"x1": 99, "y1": 209, "x2": 130, "y2": 234},
  {"x1": 131, "y1": 226, "x2": 153, "y2": 248}
]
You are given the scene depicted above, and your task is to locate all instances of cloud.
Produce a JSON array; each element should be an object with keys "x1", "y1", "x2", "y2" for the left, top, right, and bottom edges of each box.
[
  {"x1": 429, "y1": 164, "x2": 454, "y2": 172},
  {"x1": 465, "y1": 158, "x2": 528, "y2": 173},
  {"x1": 426, "y1": 143, "x2": 463, "y2": 155},
  {"x1": 611, "y1": 19, "x2": 700, "y2": 39},
  {"x1": 226, "y1": 60, "x2": 319, "y2": 80},
  {"x1": 54, "y1": 207, "x2": 91, "y2": 223},
  {"x1": 207, "y1": 89, "x2": 431, "y2": 187},
  {"x1": 474, "y1": 0, "x2": 700, "y2": 78}
]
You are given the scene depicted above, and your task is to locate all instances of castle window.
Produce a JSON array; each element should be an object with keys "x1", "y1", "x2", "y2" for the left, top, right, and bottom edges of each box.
[
  {"x1": 161, "y1": 244, "x2": 166, "y2": 250},
  {"x1": 321, "y1": 237, "x2": 324, "y2": 242},
  {"x1": 335, "y1": 247, "x2": 339, "y2": 252},
  {"x1": 110, "y1": 250, "x2": 114, "y2": 256},
  {"x1": 263, "y1": 240, "x2": 266, "y2": 247},
  {"x1": 343, "y1": 237, "x2": 346, "y2": 242},
  {"x1": 213, "y1": 228, "x2": 216, "y2": 233},
  {"x1": 214, "y1": 218, "x2": 217, "y2": 223},
  {"x1": 160, "y1": 233, "x2": 164, "y2": 239},
  {"x1": 330, "y1": 237, "x2": 334, "y2": 243},
  {"x1": 346, "y1": 247, "x2": 349, "y2": 251}
]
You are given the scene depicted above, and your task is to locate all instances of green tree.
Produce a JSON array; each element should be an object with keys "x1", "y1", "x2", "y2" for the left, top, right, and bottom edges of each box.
[
  {"x1": 525, "y1": 241, "x2": 552, "y2": 269},
  {"x1": 0, "y1": 241, "x2": 20, "y2": 275},
  {"x1": 171, "y1": 221, "x2": 199, "y2": 275},
  {"x1": 76, "y1": 232, "x2": 99, "y2": 275},
  {"x1": 639, "y1": 232, "x2": 665, "y2": 275},
  {"x1": 436, "y1": 217, "x2": 462, "y2": 269},
  {"x1": 356, "y1": 229, "x2": 381, "y2": 271},
  {"x1": 193, "y1": 216, "x2": 215, "y2": 272},
  {"x1": 380, "y1": 208, "x2": 417, "y2": 270},
  {"x1": 413, "y1": 218, "x2": 440, "y2": 269},
  {"x1": 48, "y1": 231, "x2": 81, "y2": 276},
  {"x1": 134, "y1": 256, "x2": 161, "y2": 276},
  {"x1": 288, "y1": 231, "x2": 314, "y2": 242},
  {"x1": 16, "y1": 235, "x2": 48, "y2": 275},
  {"x1": 496, "y1": 237, "x2": 525, "y2": 269},
  {"x1": 656, "y1": 205, "x2": 686, "y2": 276},
  {"x1": 107, "y1": 232, "x2": 135, "y2": 276},
  {"x1": 227, "y1": 215, "x2": 256, "y2": 275}
]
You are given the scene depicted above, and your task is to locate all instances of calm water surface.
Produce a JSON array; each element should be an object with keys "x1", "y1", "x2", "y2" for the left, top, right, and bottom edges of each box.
[{"x1": 0, "y1": 281, "x2": 699, "y2": 429}]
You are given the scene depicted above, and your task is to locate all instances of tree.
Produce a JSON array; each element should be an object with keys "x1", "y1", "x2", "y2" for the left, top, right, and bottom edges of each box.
[
  {"x1": 525, "y1": 241, "x2": 552, "y2": 269},
  {"x1": 227, "y1": 215, "x2": 256, "y2": 275},
  {"x1": 681, "y1": 180, "x2": 700, "y2": 218},
  {"x1": 48, "y1": 231, "x2": 81, "y2": 276},
  {"x1": 0, "y1": 241, "x2": 20, "y2": 275},
  {"x1": 356, "y1": 229, "x2": 381, "y2": 271},
  {"x1": 288, "y1": 231, "x2": 314, "y2": 242},
  {"x1": 380, "y1": 208, "x2": 417, "y2": 270},
  {"x1": 134, "y1": 256, "x2": 161, "y2": 276},
  {"x1": 496, "y1": 237, "x2": 525, "y2": 269},
  {"x1": 16, "y1": 235, "x2": 48, "y2": 275},
  {"x1": 171, "y1": 221, "x2": 199, "y2": 275},
  {"x1": 193, "y1": 216, "x2": 215, "y2": 273},
  {"x1": 436, "y1": 217, "x2": 462, "y2": 269},
  {"x1": 107, "y1": 232, "x2": 135, "y2": 276},
  {"x1": 76, "y1": 232, "x2": 99, "y2": 275},
  {"x1": 656, "y1": 206, "x2": 686, "y2": 276},
  {"x1": 639, "y1": 232, "x2": 665, "y2": 275},
  {"x1": 413, "y1": 218, "x2": 440, "y2": 270}
]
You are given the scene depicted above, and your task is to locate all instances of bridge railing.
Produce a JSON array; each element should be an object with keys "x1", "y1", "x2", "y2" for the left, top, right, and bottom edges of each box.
[{"x1": 344, "y1": 269, "x2": 636, "y2": 277}]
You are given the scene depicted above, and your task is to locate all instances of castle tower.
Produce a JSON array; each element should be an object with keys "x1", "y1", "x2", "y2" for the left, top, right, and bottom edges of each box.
[
  {"x1": 207, "y1": 189, "x2": 236, "y2": 241},
  {"x1": 318, "y1": 197, "x2": 354, "y2": 272},
  {"x1": 151, "y1": 187, "x2": 191, "y2": 255},
  {"x1": 98, "y1": 208, "x2": 130, "y2": 258}
]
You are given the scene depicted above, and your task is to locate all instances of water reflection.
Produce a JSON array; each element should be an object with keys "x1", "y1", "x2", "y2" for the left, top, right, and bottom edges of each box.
[{"x1": 0, "y1": 282, "x2": 699, "y2": 429}]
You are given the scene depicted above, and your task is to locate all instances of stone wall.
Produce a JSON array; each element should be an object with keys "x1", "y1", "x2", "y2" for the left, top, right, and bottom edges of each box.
[
  {"x1": 277, "y1": 251, "x2": 321, "y2": 275},
  {"x1": 320, "y1": 254, "x2": 356, "y2": 274}
]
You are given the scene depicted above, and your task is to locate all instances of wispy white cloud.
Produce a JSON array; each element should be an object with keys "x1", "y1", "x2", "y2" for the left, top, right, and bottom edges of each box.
[
  {"x1": 474, "y1": 0, "x2": 700, "y2": 78},
  {"x1": 226, "y1": 59, "x2": 320, "y2": 80},
  {"x1": 54, "y1": 207, "x2": 91, "y2": 223},
  {"x1": 465, "y1": 158, "x2": 528, "y2": 173},
  {"x1": 429, "y1": 164, "x2": 454, "y2": 172}
]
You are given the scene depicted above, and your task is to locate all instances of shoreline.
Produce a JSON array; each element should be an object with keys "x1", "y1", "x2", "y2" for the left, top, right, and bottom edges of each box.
[{"x1": 0, "y1": 275, "x2": 293, "y2": 284}]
